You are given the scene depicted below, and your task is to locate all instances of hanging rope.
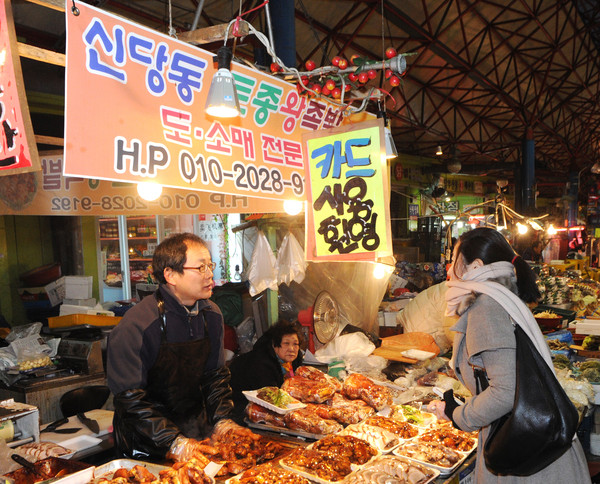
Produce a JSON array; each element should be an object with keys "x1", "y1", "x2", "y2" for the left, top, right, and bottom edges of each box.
[{"x1": 167, "y1": 0, "x2": 177, "y2": 38}]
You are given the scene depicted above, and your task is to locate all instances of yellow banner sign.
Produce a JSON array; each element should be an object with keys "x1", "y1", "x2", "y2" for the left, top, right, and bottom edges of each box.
[
  {"x1": 0, "y1": 0, "x2": 41, "y2": 175},
  {"x1": 64, "y1": 3, "x2": 368, "y2": 201},
  {"x1": 0, "y1": 152, "x2": 285, "y2": 215},
  {"x1": 303, "y1": 120, "x2": 392, "y2": 261}
]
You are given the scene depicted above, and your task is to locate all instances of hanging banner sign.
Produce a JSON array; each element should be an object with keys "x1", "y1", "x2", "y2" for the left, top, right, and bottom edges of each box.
[
  {"x1": 0, "y1": 0, "x2": 41, "y2": 175},
  {"x1": 0, "y1": 152, "x2": 286, "y2": 215},
  {"x1": 64, "y1": 3, "x2": 369, "y2": 201},
  {"x1": 303, "y1": 119, "x2": 392, "y2": 261}
]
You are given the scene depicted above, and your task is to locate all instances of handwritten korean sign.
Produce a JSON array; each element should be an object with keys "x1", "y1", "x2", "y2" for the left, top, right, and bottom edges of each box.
[
  {"x1": 64, "y1": 3, "x2": 369, "y2": 201},
  {"x1": 303, "y1": 119, "x2": 392, "y2": 261},
  {"x1": 0, "y1": 0, "x2": 41, "y2": 175}
]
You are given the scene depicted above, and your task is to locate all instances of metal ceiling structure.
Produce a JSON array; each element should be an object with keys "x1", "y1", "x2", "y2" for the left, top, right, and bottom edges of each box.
[{"x1": 12, "y1": 0, "x2": 600, "y2": 198}]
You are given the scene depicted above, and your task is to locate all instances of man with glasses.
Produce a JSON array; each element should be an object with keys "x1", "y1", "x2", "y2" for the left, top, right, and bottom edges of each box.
[{"x1": 107, "y1": 233, "x2": 235, "y2": 461}]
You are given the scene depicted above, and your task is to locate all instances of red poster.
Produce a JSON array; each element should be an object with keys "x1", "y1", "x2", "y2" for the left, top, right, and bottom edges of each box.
[{"x1": 0, "y1": 0, "x2": 41, "y2": 175}]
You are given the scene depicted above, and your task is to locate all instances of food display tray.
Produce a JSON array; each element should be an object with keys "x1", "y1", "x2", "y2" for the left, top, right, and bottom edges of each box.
[
  {"x1": 392, "y1": 442, "x2": 469, "y2": 476},
  {"x1": 344, "y1": 455, "x2": 440, "y2": 484},
  {"x1": 243, "y1": 390, "x2": 306, "y2": 414},
  {"x1": 339, "y1": 423, "x2": 401, "y2": 454},
  {"x1": 224, "y1": 464, "x2": 310, "y2": 484},
  {"x1": 244, "y1": 419, "x2": 326, "y2": 441},
  {"x1": 4, "y1": 457, "x2": 94, "y2": 484},
  {"x1": 93, "y1": 459, "x2": 170, "y2": 480}
]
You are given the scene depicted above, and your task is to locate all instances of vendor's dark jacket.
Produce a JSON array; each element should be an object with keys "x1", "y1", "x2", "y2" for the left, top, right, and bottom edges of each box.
[
  {"x1": 106, "y1": 284, "x2": 233, "y2": 459},
  {"x1": 228, "y1": 330, "x2": 303, "y2": 418}
]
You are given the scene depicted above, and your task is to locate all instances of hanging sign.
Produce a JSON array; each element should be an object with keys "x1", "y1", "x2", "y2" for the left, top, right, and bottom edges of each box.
[
  {"x1": 303, "y1": 119, "x2": 392, "y2": 261},
  {"x1": 64, "y1": 3, "x2": 369, "y2": 201},
  {"x1": 0, "y1": 152, "x2": 286, "y2": 215},
  {"x1": 0, "y1": 0, "x2": 41, "y2": 175}
]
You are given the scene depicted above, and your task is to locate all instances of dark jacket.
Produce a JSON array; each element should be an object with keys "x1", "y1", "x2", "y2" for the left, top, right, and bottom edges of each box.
[
  {"x1": 106, "y1": 285, "x2": 233, "y2": 459},
  {"x1": 228, "y1": 330, "x2": 303, "y2": 419}
]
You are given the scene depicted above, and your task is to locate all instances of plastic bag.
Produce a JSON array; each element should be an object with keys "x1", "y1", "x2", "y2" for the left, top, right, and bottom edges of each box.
[
  {"x1": 247, "y1": 231, "x2": 278, "y2": 296},
  {"x1": 315, "y1": 332, "x2": 376, "y2": 362},
  {"x1": 277, "y1": 232, "x2": 306, "y2": 286}
]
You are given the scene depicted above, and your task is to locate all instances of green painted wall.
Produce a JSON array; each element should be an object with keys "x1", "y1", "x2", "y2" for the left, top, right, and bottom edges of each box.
[{"x1": 81, "y1": 216, "x2": 100, "y2": 301}]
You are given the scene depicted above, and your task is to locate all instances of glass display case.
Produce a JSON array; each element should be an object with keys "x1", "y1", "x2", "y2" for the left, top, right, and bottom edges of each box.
[{"x1": 98, "y1": 215, "x2": 158, "y2": 302}]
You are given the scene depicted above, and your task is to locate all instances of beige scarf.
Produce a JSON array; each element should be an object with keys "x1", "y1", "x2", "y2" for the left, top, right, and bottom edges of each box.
[{"x1": 445, "y1": 261, "x2": 554, "y2": 370}]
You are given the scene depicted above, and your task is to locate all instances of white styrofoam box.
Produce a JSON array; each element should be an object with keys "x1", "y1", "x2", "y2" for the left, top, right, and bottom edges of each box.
[
  {"x1": 63, "y1": 298, "x2": 96, "y2": 307},
  {"x1": 570, "y1": 319, "x2": 600, "y2": 336},
  {"x1": 64, "y1": 276, "x2": 93, "y2": 299},
  {"x1": 593, "y1": 384, "x2": 600, "y2": 405},
  {"x1": 59, "y1": 304, "x2": 90, "y2": 316},
  {"x1": 384, "y1": 312, "x2": 397, "y2": 327}
]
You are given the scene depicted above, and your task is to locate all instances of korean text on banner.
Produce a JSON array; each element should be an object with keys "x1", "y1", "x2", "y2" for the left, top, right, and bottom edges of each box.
[
  {"x1": 64, "y1": 3, "x2": 369, "y2": 201},
  {"x1": 0, "y1": 0, "x2": 41, "y2": 176},
  {"x1": 303, "y1": 119, "x2": 392, "y2": 262}
]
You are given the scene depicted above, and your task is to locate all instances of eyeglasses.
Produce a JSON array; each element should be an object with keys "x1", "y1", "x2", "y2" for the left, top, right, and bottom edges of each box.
[{"x1": 182, "y1": 262, "x2": 216, "y2": 273}]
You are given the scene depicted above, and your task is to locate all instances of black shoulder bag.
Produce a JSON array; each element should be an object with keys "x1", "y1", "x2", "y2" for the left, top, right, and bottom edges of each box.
[{"x1": 472, "y1": 324, "x2": 578, "y2": 476}]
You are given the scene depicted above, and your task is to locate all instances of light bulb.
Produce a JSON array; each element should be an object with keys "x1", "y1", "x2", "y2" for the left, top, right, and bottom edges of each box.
[
  {"x1": 284, "y1": 199, "x2": 304, "y2": 215},
  {"x1": 373, "y1": 264, "x2": 386, "y2": 279},
  {"x1": 137, "y1": 182, "x2": 163, "y2": 201},
  {"x1": 547, "y1": 224, "x2": 557, "y2": 235},
  {"x1": 516, "y1": 222, "x2": 528, "y2": 234}
]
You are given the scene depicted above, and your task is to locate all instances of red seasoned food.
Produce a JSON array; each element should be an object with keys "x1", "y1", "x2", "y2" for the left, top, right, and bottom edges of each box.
[
  {"x1": 284, "y1": 404, "x2": 343, "y2": 435},
  {"x1": 418, "y1": 427, "x2": 476, "y2": 452},
  {"x1": 282, "y1": 375, "x2": 336, "y2": 403},
  {"x1": 232, "y1": 462, "x2": 309, "y2": 484},
  {"x1": 158, "y1": 459, "x2": 212, "y2": 484},
  {"x1": 295, "y1": 365, "x2": 342, "y2": 391},
  {"x1": 317, "y1": 393, "x2": 376, "y2": 425},
  {"x1": 311, "y1": 434, "x2": 378, "y2": 465},
  {"x1": 364, "y1": 416, "x2": 419, "y2": 439},
  {"x1": 342, "y1": 373, "x2": 393, "y2": 410},
  {"x1": 245, "y1": 402, "x2": 286, "y2": 427},
  {"x1": 282, "y1": 447, "x2": 354, "y2": 482}
]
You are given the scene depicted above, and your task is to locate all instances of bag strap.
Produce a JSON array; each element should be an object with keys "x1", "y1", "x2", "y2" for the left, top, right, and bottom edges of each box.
[{"x1": 473, "y1": 366, "x2": 490, "y2": 394}]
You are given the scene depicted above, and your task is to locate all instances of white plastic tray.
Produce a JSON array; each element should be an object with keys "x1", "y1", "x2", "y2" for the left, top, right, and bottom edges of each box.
[
  {"x1": 344, "y1": 454, "x2": 440, "y2": 484},
  {"x1": 243, "y1": 390, "x2": 306, "y2": 414},
  {"x1": 401, "y1": 349, "x2": 436, "y2": 360},
  {"x1": 393, "y1": 442, "x2": 467, "y2": 476},
  {"x1": 93, "y1": 458, "x2": 170, "y2": 480}
]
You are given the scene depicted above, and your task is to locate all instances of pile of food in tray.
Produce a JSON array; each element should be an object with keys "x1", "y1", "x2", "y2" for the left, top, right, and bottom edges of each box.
[{"x1": 3, "y1": 360, "x2": 477, "y2": 484}]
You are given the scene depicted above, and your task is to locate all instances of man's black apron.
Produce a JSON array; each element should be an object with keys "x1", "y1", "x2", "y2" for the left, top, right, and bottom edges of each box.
[{"x1": 145, "y1": 291, "x2": 211, "y2": 438}]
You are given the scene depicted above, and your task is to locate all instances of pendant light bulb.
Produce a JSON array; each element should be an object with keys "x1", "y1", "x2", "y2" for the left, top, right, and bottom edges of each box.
[
  {"x1": 284, "y1": 199, "x2": 304, "y2": 215},
  {"x1": 137, "y1": 182, "x2": 163, "y2": 201},
  {"x1": 436, "y1": 145, "x2": 443, "y2": 156}
]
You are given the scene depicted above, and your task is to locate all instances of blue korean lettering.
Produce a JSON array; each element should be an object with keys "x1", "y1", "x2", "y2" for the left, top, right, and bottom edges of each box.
[
  {"x1": 83, "y1": 18, "x2": 126, "y2": 83},
  {"x1": 167, "y1": 50, "x2": 208, "y2": 104}
]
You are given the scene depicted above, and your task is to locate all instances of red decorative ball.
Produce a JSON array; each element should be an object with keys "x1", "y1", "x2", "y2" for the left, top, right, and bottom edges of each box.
[
  {"x1": 385, "y1": 47, "x2": 397, "y2": 59},
  {"x1": 344, "y1": 84, "x2": 352, "y2": 92},
  {"x1": 367, "y1": 69, "x2": 377, "y2": 80},
  {"x1": 321, "y1": 85, "x2": 331, "y2": 96},
  {"x1": 325, "y1": 79, "x2": 336, "y2": 91},
  {"x1": 332, "y1": 87, "x2": 342, "y2": 99},
  {"x1": 350, "y1": 55, "x2": 361, "y2": 65},
  {"x1": 311, "y1": 83, "x2": 322, "y2": 94},
  {"x1": 331, "y1": 56, "x2": 341, "y2": 67},
  {"x1": 385, "y1": 69, "x2": 393, "y2": 79},
  {"x1": 348, "y1": 72, "x2": 358, "y2": 82},
  {"x1": 389, "y1": 75, "x2": 400, "y2": 87},
  {"x1": 270, "y1": 62, "x2": 281, "y2": 73},
  {"x1": 301, "y1": 75, "x2": 309, "y2": 86},
  {"x1": 305, "y1": 60, "x2": 316, "y2": 71},
  {"x1": 358, "y1": 72, "x2": 369, "y2": 84},
  {"x1": 338, "y1": 58, "x2": 348, "y2": 69}
]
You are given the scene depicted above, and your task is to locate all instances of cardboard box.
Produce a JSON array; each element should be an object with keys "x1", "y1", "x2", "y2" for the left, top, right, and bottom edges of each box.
[
  {"x1": 64, "y1": 276, "x2": 93, "y2": 299},
  {"x1": 19, "y1": 277, "x2": 65, "y2": 307}
]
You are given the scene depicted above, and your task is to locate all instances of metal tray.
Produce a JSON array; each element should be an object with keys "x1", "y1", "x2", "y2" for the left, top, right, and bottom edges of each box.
[{"x1": 244, "y1": 419, "x2": 325, "y2": 441}]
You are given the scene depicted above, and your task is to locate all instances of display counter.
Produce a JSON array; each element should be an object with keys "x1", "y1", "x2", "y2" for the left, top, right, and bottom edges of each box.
[{"x1": 0, "y1": 372, "x2": 106, "y2": 424}]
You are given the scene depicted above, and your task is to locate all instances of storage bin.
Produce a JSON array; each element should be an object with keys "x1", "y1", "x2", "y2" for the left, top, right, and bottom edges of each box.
[
  {"x1": 64, "y1": 276, "x2": 93, "y2": 299},
  {"x1": 48, "y1": 313, "x2": 121, "y2": 329}
]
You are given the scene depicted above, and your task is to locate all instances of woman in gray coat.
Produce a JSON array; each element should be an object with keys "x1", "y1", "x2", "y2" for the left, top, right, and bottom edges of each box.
[{"x1": 429, "y1": 227, "x2": 591, "y2": 483}]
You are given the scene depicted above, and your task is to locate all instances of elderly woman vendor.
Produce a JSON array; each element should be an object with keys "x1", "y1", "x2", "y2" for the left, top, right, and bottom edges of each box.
[{"x1": 229, "y1": 321, "x2": 304, "y2": 417}]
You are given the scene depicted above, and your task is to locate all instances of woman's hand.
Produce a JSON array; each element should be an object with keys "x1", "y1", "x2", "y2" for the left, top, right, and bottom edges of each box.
[{"x1": 428, "y1": 399, "x2": 449, "y2": 421}]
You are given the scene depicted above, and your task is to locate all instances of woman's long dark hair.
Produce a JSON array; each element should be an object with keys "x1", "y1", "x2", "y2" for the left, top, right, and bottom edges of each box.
[{"x1": 456, "y1": 227, "x2": 540, "y2": 303}]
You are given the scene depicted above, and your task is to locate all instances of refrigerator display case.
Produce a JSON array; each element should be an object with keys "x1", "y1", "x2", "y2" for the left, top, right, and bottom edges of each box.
[{"x1": 98, "y1": 215, "x2": 158, "y2": 302}]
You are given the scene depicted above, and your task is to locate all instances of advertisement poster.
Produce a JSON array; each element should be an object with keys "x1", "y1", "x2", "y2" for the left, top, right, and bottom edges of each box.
[
  {"x1": 0, "y1": 152, "x2": 286, "y2": 215},
  {"x1": 64, "y1": 3, "x2": 369, "y2": 201},
  {"x1": 0, "y1": 0, "x2": 41, "y2": 175},
  {"x1": 303, "y1": 119, "x2": 392, "y2": 261}
]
